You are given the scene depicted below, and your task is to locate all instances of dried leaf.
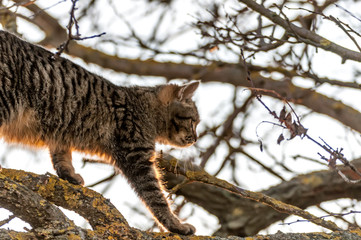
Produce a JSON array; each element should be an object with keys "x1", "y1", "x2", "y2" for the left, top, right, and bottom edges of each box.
[
  {"x1": 288, "y1": 122, "x2": 298, "y2": 139},
  {"x1": 277, "y1": 134, "x2": 285, "y2": 144},
  {"x1": 279, "y1": 106, "x2": 286, "y2": 121},
  {"x1": 285, "y1": 112, "x2": 292, "y2": 126},
  {"x1": 296, "y1": 124, "x2": 308, "y2": 138}
]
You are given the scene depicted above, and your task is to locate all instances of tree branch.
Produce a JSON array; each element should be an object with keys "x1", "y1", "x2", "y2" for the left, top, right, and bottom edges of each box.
[
  {"x1": 163, "y1": 157, "x2": 361, "y2": 236},
  {"x1": 157, "y1": 155, "x2": 342, "y2": 233},
  {"x1": 237, "y1": 0, "x2": 361, "y2": 62},
  {"x1": 3, "y1": 167, "x2": 358, "y2": 239},
  {"x1": 0, "y1": 168, "x2": 132, "y2": 238},
  {"x1": 0, "y1": 173, "x2": 74, "y2": 230},
  {"x1": 1, "y1": 228, "x2": 361, "y2": 240}
]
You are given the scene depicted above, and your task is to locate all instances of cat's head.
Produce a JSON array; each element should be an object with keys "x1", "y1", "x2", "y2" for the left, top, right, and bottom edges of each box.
[{"x1": 157, "y1": 81, "x2": 200, "y2": 148}]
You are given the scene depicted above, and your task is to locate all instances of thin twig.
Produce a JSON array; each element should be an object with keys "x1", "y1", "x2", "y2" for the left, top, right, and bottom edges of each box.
[
  {"x1": 335, "y1": 4, "x2": 361, "y2": 23},
  {"x1": 86, "y1": 171, "x2": 118, "y2": 188},
  {"x1": 281, "y1": 210, "x2": 361, "y2": 226},
  {"x1": 240, "y1": 39, "x2": 361, "y2": 184},
  {"x1": 55, "y1": 0, "x2": 105, "y2": 57},
  {"x1": 0, "y1": 215, "x2": 15, "y2": 227}
]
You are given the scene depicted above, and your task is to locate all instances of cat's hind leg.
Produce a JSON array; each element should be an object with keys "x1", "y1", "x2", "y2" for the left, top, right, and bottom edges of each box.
[
  {"x1": 49, "y1": 146, "x2": 84, "y2": 185},
  {"x1": 114, "y1": 148, "x2": 195, "y2": 235}
]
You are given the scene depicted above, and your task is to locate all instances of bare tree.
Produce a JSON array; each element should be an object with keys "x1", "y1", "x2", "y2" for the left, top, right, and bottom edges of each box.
[{"x1": 2, "y1": 0, "x2": 361, "y2": 239}]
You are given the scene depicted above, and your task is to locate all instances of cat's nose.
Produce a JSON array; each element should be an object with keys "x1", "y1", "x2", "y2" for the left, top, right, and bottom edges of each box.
[{"x1": 193, "y1": 134, "x2": 197, "y2": 142}]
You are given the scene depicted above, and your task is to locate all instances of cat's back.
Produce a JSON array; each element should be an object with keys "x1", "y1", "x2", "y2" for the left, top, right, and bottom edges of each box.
[
  {"x1": 0, "y1": 31, "x2": 116, "y2": 146},
  {"x1": 0, "y1": 30, "x2": 113, "y2": 108},
  {"x1": 0, "y1": 31, "x2": 160, "y2": 150},
  {"x1": 0, "y1": 30, "x2": 52, "y2": 67},
  {"x1": 0, "y1": 30, "x2": 67, "y2": 94}
]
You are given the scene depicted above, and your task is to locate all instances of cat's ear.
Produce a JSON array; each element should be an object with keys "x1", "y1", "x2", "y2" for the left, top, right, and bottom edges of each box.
[
  {"x1": 158, "y1": 81, "x2": 200, "y2": 105},
  {"x1": 177, "y1": 81, "x2": 200, "y2": 102},
  {"x1": 158, "y1": 84, "x2": 178, "y2": 105}
]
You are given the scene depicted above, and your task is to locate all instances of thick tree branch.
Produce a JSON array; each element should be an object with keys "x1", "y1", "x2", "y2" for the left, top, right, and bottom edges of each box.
[
  {"x1": 0, "y1": 174, "x2": 74, "y2": 231},
  {"x1": 0, "y1": 169, "x2": 128, "y2": 232},
  {"x1": 157, "y1": 155, "x2": 342, "y2": 232},
  {"x1": 1, "y1": 167, "x2": 361, "y2": 239},
  {"x1": 162, "y1": 157, "x2": 361, "y2": 236},
  {"x1": 1, "y1": 228, "x2": 361, "y2": 240}
]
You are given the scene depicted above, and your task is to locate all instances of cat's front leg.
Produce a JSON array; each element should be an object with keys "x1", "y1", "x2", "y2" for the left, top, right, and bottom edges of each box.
[
  {"x1": 49, "y1": 145, "x2": 84, "y2": 185},
  {"x1": 113, "y1": 148, "x2": 195, "y2": 235}
]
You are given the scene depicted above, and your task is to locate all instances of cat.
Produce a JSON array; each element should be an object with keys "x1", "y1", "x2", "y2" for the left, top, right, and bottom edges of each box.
[{"x1": 0, "y1": 30, "x2": 199, "y2": 235}]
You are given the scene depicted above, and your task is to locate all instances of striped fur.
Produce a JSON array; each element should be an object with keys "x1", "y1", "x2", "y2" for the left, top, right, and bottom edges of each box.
[{"x1": 0, "y1": 30, "x2": 199, "y2": 235}]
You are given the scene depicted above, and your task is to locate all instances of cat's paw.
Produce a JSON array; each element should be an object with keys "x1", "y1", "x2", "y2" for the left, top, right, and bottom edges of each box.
[
  {"x1": 68, "y1": 173, "x2": 85, "y2": 186},
  {"x1": 59, "y1": 171, "x2": 85, "y2": 185},
  {"x1": 55, "y1": 164, "x2": 85, "y2": 185},
  {"x1": 171, "y1": 223, "x2": 196, "y2": 235}
]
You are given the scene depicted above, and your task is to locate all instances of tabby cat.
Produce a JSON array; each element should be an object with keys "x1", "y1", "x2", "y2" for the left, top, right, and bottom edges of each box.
[{"x1": 0, "y1": 30, "x2": 199, "y2": 235}]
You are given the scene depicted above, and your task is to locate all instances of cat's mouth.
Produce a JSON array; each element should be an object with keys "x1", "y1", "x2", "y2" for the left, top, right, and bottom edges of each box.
[
  {"x1": 179, "y1": 142, "x2": 195, "y2": 148},
  {"x1": 176, "y1": 138, "x2": 197, "y2": 148}
]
